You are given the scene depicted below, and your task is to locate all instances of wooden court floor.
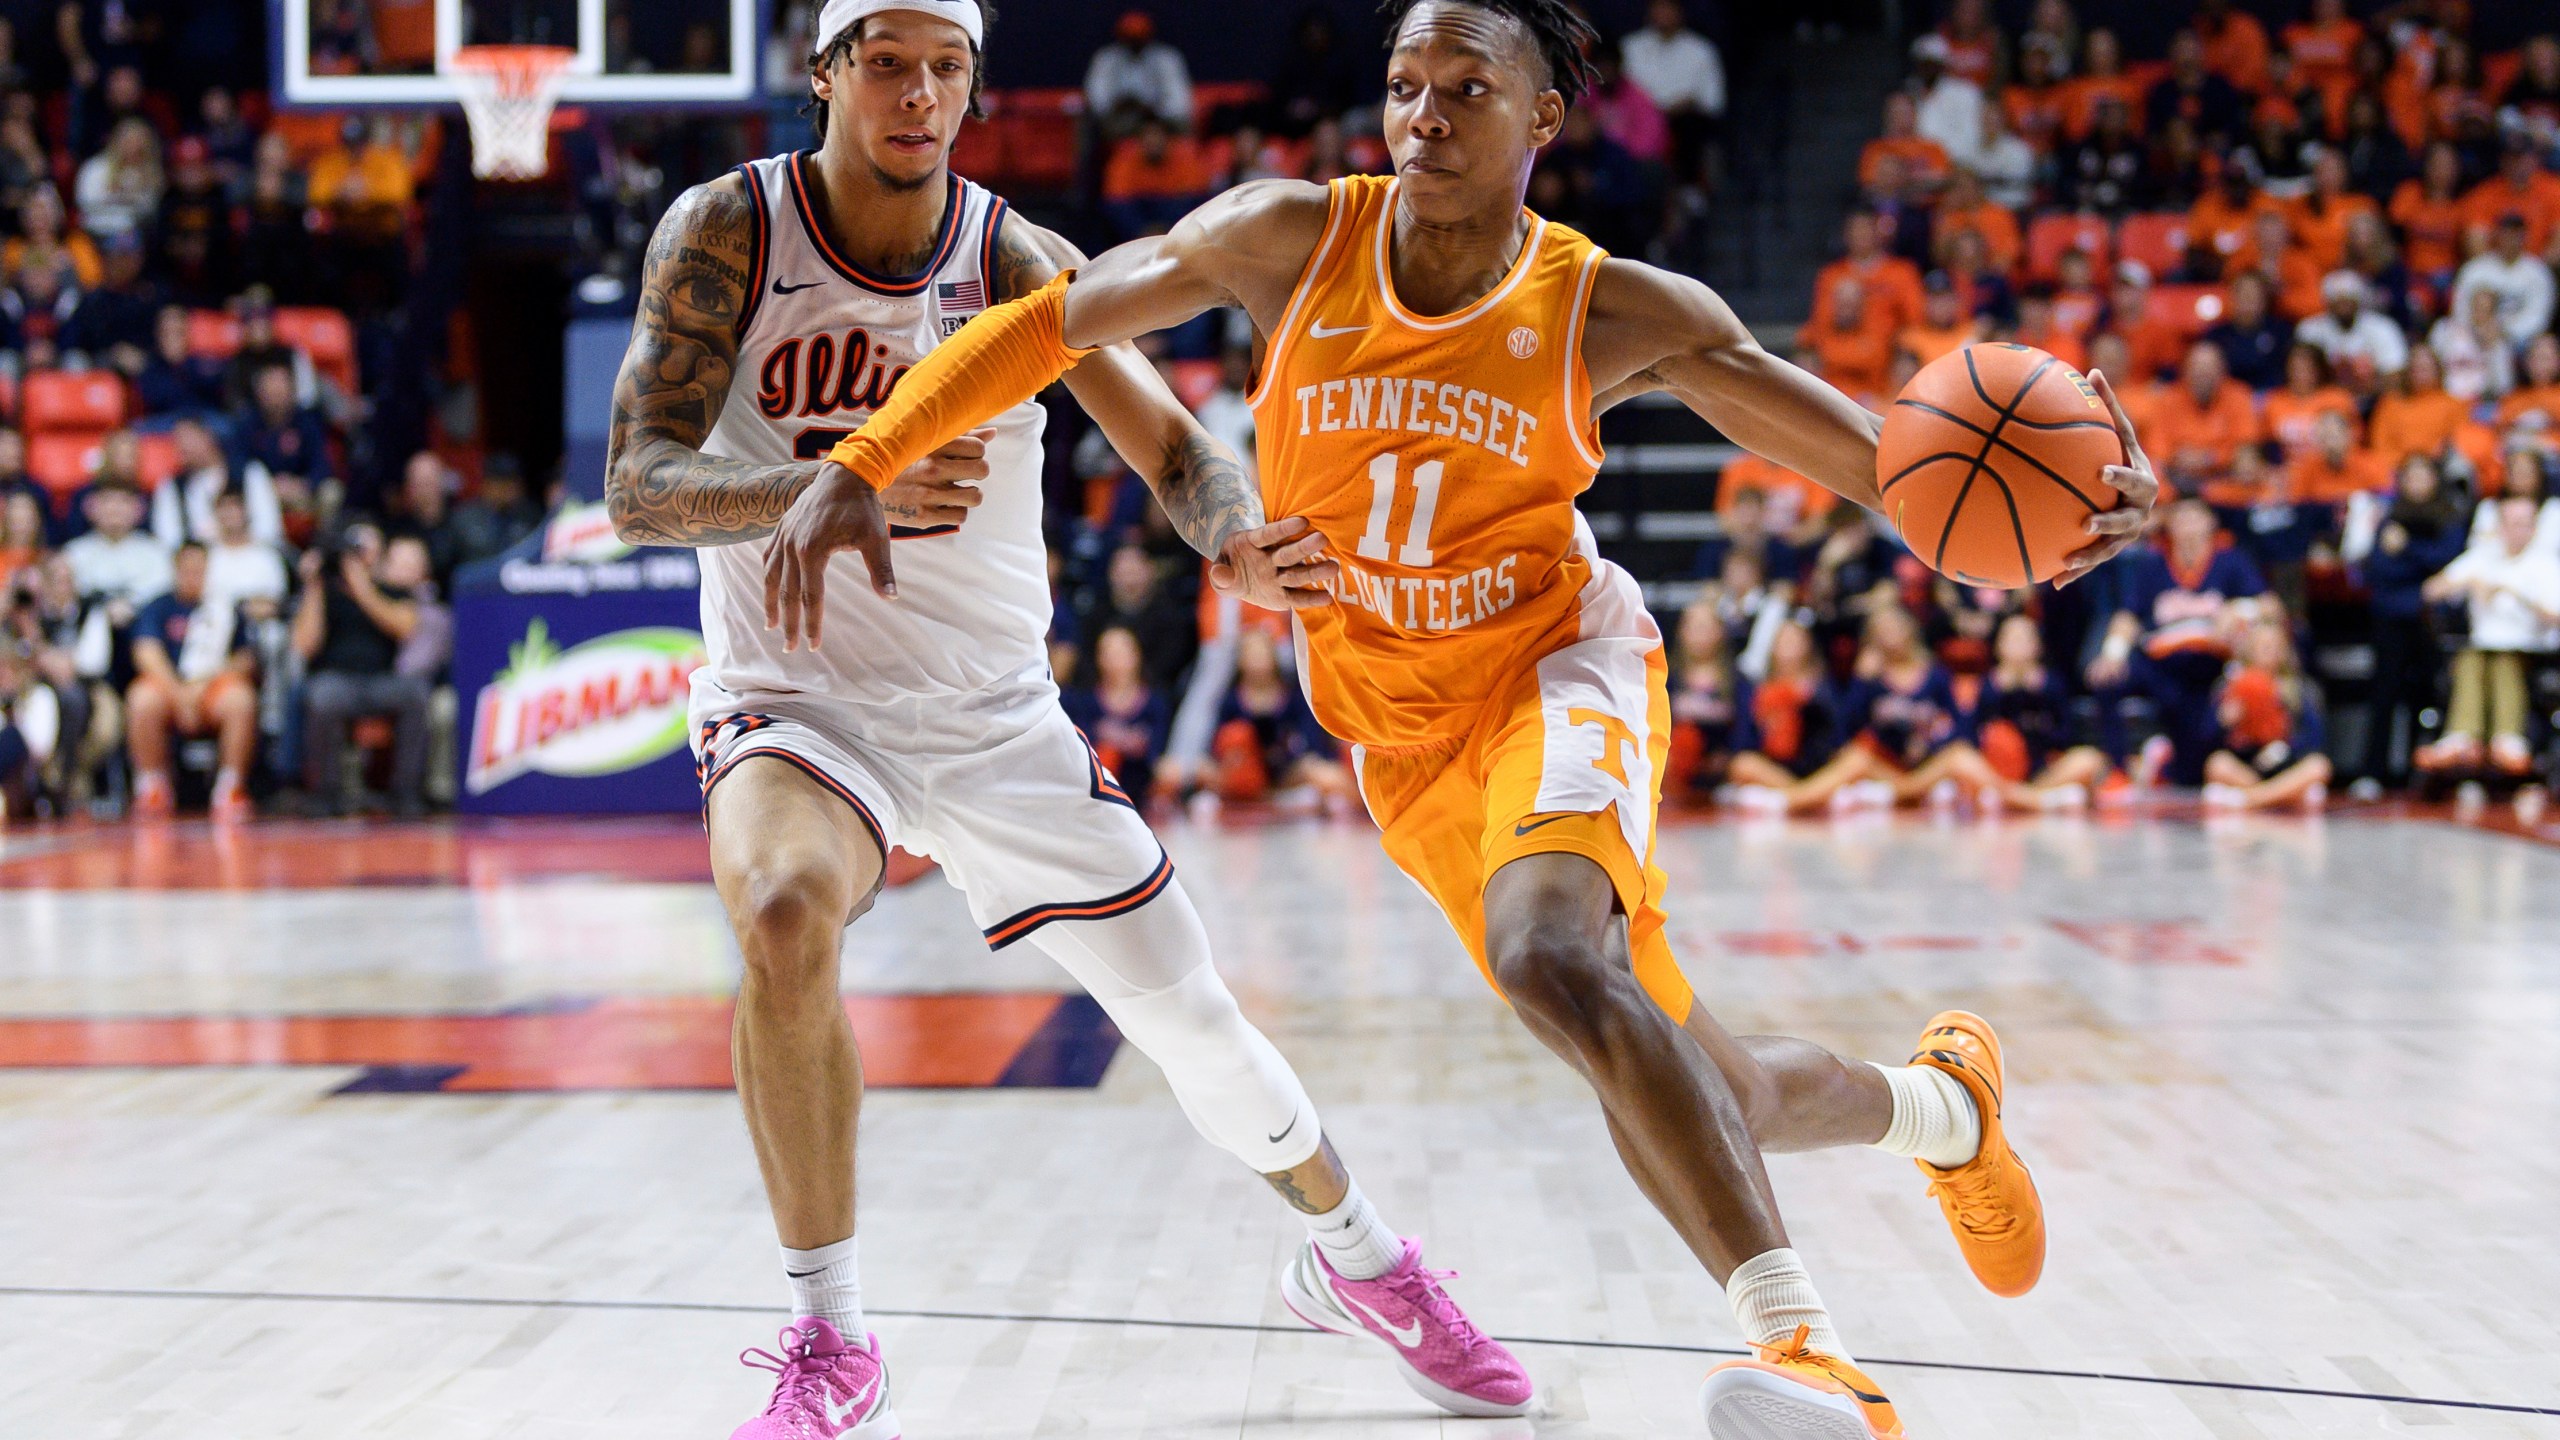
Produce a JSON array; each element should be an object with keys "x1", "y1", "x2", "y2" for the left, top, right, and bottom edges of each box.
[{"x1": 2, "y1": 806, "x2": 2555, "y2": 1438}]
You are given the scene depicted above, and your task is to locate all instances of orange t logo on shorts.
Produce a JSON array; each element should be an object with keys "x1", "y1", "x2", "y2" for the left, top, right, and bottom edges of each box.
[{"x1": 1568, "y1": 708, "x2": 1639, "y2": 789}]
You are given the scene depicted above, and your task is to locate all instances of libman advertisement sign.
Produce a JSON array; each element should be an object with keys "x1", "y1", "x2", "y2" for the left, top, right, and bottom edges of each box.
[
  {"x1": 452, "y1": 549, "x2": 707, "y2": 814},
  {"x1": 466, "y1": 619, "x2": 705, "y2": 796}
]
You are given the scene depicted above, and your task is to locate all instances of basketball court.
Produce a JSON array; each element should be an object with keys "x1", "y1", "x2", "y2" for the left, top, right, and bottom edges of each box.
[{"x1": 4, "y1": 804, "x2": 2556, "y2": 1436}]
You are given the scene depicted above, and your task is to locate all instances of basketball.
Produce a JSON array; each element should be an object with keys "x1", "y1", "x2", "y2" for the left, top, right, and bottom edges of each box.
[{"x1": 1877, "y1": 343, "x2": 2126, "y2": 589}]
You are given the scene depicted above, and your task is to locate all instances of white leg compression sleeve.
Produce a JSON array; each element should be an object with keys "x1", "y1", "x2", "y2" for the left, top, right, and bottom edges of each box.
[{"x1": 1026, "y1": 879, "x2": 1324, "y2": 1175}]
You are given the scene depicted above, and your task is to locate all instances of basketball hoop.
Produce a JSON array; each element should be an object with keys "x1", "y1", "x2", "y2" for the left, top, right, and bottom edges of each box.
[{"x1": 447, "y1": 45, "x2": 577, "y2": 180}]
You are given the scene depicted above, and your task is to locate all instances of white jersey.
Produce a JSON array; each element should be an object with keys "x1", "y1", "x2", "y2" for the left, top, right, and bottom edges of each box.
[{"x1": 696, "y1": 154, "x2": 1050, "y2": 705}]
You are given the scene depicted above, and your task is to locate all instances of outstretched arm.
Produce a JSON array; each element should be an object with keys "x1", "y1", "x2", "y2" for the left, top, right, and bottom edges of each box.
[
  {"x1": 604, "y1": 177, "x2": 830, "y2": 547},
  {"x1": 1585, "y1": 259, "x2": 2157, "y2": 581},
  {"x1": 991, "y1": 214, "x2": 1336, "y2": 610}
]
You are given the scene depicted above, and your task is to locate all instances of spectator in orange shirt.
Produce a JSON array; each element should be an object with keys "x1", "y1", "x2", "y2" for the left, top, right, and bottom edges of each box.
[
  {"x1": 1102, "y1": 115, "x2": 1211, "y2": 239},
  {"x1": 306, "y1": 116, "x2": 416, "y2": 244},
  {"x1": 2004, "y1": 37, "x2": 2074, "y2": 156},
  {"x1": 2051, "y1": 247, "x2": 2105, "y2": 340},
  {"x1": 2418, "y1": 37, "x2": 2495, "y2": 150},
  {"x1": 2460, "y1": 134, "x2": 2560, "y2": 257},
  {"x1": 2390, "y1": 142, "x2": 2469, "y2": 280},
  {"x1": 2011, "y1": 285, "x2": 2089, "y2": 371},
  {"x1": 2287, "y1": 410, "x2": 2391, "y2": 503},
  {"x1": 1800, "y1": 276, "x2": 1899, "y2": 399},
  {"x1": 2283, "y1": 0, "x2": 2363, "y2": 96},
  {"x1": 1932, "y1": 167, "x2": 2020, "y2": 276},
  {"x1": 2368, "y1": 345, "x2": 2469, "y2": 466},
  {"x1": 2194, "y1": 0, "x2": 2270, "y2": 95},
  {"x1": 1933, "y1": 0, "x2": 2007, "y2": 89},
  {"x1": 2232, "y1": 207, "x2": 2328, "y2": 319},
  {"x1": 2189, "y1": 158, "x2": 2284, "y2": 276},
  {"x1": 1897, "y1": 273, "x2": 1977, "y2": 367},
  {"x1": 2105, "y1": 260, "x2": 2191, "y2": 381},
  {"x1": 2261, "y1": 343, "x2": 2358, "y2": 461},
  {"x1": 2060, "y1": 29, "x2": 2145, "y2": 142},
  {"x1": 2147, "y1": 341, "x2": 2264, "y2": 495},
  {"x1": 3, "y1": 186, "x2": 104, "y2": 292},
  {"x1": 1859, "y1": 92, "x2": 1951, "y2": 193},
  {"x1": 1809, "y1": 209, "x2": 1926, "y2": 339},
  {"x1": 2287, "y1": 150, "x2": 2378, "y2": 273},
  {"x1": 2497, "y1": 335, "x2": 2560, "y2": 432}
]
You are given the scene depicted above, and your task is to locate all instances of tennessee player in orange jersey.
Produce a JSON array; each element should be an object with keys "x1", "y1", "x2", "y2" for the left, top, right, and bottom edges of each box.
[{"x1": 770, "y1": 3, "x2": 2161, "y2": 1435}]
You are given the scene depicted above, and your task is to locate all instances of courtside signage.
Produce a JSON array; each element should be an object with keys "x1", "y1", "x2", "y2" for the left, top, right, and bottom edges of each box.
[{"x1": 466, "y1": 619, "x2": 706, "y2": 794}]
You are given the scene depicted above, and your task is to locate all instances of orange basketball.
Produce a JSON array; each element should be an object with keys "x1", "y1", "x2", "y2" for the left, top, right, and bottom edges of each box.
[{"x1": 1877, "y1": 343, "x2": 2126, "y2": 588}]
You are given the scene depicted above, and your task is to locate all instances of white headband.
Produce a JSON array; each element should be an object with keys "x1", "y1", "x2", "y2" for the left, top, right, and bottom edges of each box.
[{"x1": 818, "y1": 0, "x2": 983, "y2": 51}]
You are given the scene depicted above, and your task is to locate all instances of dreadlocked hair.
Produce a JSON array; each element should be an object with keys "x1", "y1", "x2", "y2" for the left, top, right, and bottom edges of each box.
[
  {"x1": 805, "y1": 0, "x2": 997, "y2": 141},
  {"x1": 1377, "y1": 0, "x2": 1600, "y2": 106}
]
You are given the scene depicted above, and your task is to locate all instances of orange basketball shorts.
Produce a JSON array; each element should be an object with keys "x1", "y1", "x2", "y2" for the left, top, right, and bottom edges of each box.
[{"x1": 1350, "y1": 634, "x2": 1695, "y2": 1025}]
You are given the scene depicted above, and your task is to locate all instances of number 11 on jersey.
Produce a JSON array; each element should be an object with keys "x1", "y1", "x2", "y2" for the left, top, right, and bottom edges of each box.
[{"x1": 1355, "y1": 453, "x2": 1443, "y2": 567}]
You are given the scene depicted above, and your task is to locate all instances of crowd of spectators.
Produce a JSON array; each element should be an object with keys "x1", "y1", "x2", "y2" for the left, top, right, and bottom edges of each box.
[
  {"x1": 1734, "y1": 0, "x2": 2560, "y2": 815},
  {"x1": 0, "y1": 21, "x2": 544, "y2": 821}
]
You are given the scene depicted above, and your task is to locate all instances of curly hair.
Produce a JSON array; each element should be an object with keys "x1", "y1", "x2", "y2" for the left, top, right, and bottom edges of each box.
[
  {"x1": 1376, "y1": 0, "x2": 1600, "y2": 106},
  {"x1": 805, "y1": 0, "x2": 997, "y2": 141}
]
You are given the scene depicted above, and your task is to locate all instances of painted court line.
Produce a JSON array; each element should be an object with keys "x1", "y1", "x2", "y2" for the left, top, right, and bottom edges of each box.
[{"x1": 1, "y1": 1284, "x2": 2550, "y2": 1419}]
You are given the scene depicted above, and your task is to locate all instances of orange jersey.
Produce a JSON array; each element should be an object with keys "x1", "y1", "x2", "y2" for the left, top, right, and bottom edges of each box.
[
  {"x1": 2388, "y1": 182, "x2": 2467, "y2": 275},
  {"x1": 1252, "y1": 176, "x2": 1627, "y2": 751}
]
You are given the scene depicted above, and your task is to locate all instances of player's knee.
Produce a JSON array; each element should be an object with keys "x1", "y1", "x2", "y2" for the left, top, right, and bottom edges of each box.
[
  {"x1": 731, "y1": 859, "x2": 853, "y2": 985},
  {"x1": 1492, "y1": 926, "x2": 1646, "y2": 1062}
]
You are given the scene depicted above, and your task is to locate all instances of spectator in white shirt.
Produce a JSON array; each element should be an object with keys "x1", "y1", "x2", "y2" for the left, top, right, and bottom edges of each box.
[
  {"x1": 2420, "y1": 496, "x2": 2560, "y2": 772},
  {"x1": 1908, "y1": 33, "x2": 1987, "y2": 174},
  {"x1": 1084, "y1": 10, "x2": 1192, "y2": 138},
  {"x1": 203, "y1": 490, "x2": 289, "y2": 613},
  {"x1": 1622, "y1": 0, "x2": 1726, "y2": 123},
  {"x1": 1972, "y1": 103, "x2": 2037, "y2": 209},
  {"x1": 61, "y1": 480, "x2": 171, "y2": 609},
  {"x1": 2431, "y1": 286, "x2": 2517, "y2": 402},
  {"x1": 2294, "y1": 271, "x2": 2409, "y2": 389},
  {"x1": 2449, "y1": 214, "x2": 2556, "y2": 351},
  {"x1": 150, "y1": 418, "x2": 284, "y2": 549}
]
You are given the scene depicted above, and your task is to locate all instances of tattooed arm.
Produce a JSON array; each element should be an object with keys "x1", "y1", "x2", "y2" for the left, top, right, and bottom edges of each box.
[
  {"x1": 603, "y1": 177, "x2": 819, "y2": 546},
  {"x1": 992, "y1": 214, "x2": 1337, "y2": 609}
]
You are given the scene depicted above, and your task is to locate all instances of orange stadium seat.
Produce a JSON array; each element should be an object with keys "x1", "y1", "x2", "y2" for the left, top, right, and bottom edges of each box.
[
  {"x1": 274, "y1": 307, "x2": 360, "y2": 394},
  {"x1": 18, "y1": 371, "x2": 128, "y2": 434},
  {"x1": 950, "y1": 115, "x2": 1005, "y2": 180},
  {"x1": 135, "y1": 432, "x2": 183, "y2": 492},
  {"x1": 27, "y1": 432, "x2": 104, "y2": 500},
  {"x1": 2145, "y1": 283, "x2": 2228, "y2": 338},
  {"x1": 2116, "y1": 213, "x2": 2191, "y2": 276},
  {"x1": 2025, "y1": 214, "x2": 2111, "y2": 280},
  {"x1": 991, "y1": 88, "x2": 1083, "y2": 192},
  {"x1": 188, "y1": 309, "x2": 244, "y2": 360},
  {"x1": 1190, "y1": 80, "x2": 1267, "y2": 130},
  {"x1": 1168, "y1": 359, "x2": 1221, "y2": 411}
]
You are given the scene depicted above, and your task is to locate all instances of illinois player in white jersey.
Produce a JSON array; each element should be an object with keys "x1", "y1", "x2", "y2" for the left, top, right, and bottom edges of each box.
[{"x1": 602, "y1": 3, "x2": 1531, "y2": 1435}]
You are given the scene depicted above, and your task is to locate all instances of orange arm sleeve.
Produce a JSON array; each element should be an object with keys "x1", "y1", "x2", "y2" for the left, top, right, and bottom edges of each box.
[{"x1": 824, "y1": 271, "x2": 1097, "y2": 490}]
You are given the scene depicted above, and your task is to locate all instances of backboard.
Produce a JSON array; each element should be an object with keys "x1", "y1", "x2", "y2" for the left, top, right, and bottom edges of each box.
[{"x1": 272, "y1": 0, "x2": 772, "y2": 107}]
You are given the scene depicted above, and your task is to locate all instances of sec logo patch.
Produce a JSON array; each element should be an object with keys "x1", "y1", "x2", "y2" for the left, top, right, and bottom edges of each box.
[{"x1": 1507, "y1": 326, "x2": 1539, "y2": 359}]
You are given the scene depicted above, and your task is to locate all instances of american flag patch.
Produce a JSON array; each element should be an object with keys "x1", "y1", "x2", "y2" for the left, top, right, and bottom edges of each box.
[{"x1": 938, "y1": 279, "x2": 985, "y2": 310}]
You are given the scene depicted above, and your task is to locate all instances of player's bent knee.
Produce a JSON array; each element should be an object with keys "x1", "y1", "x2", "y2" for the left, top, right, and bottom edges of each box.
[
  {"x1": 1491, "y1": 926, "x2": 1646, "y2": 1061},
  {"x1": 730, "y1": 861, "x2": 856, "y2": 984}
]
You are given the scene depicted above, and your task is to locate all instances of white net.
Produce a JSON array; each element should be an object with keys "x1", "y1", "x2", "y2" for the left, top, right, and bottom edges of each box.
[{"x1": 447, "y1": 46, "x2": 577, "y2": 180}]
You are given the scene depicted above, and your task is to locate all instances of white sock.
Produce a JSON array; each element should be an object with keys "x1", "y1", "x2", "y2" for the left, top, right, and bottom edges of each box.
[
  {"x1": 781, "y1": 1235, "x2": 864, "y2": 1337},
  {"x1": 1302, "y1": 1178, "x2": 1404, "y2": 1281},
  {"x1": 1726, "y1": 1248, "x2": 1847, "y2": 1359},
  {"x1": 1869, "y1": 1061, "x2": 1981, "y2": 1169}
]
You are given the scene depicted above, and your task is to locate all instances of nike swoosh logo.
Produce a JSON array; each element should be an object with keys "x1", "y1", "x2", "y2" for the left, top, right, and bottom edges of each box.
[
  {"x1": 1306, "y1": 319, "x2": 1362, "y2": 338},
  {"x1": 773, "y1": 279, "x2": 826, "y2": 295},
  {"x1": 1513, "y1": 813, "x2": 1577, "y2": 837},
  {"x1": 1334, "y1": 1281, "x2": 1425, "y2": 1348},
  {"x1": 1267, "y1": 1111, "x2": 1298, "y2": 1146},
  {"x1": 823, "y1": 1377, "x2": 878, "y2": 1430}
]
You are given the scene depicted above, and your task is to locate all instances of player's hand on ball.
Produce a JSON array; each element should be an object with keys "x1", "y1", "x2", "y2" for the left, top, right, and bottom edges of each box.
[
  {"x1": 2057, "y1": 369, "x2": 2161, "y2": 588},
  {"x1": 880, "y1": 428, "x2": 992, "y2": 531},
  {"x1": 764, "y1": 459, "x2": 896, "y2": 650},
  {"x1": 1210, "y1": 517, "x2": 1340, "y2": 612}
]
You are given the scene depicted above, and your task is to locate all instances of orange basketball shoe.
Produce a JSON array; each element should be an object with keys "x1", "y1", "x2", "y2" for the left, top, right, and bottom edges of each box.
[
  {"x1": 1700, "y1": 1325, "x2": 1904, "y2": 1439},
  {"x1": 1910, "y1": 1009, "x2": 2046, "y2": 1298}
]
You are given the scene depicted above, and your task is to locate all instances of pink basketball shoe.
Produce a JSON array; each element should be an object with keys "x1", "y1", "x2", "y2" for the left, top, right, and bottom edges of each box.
[
  {"x1": 729, "y1": 1318, "x2": 899, "y2": 1440},
  {"x1": 1281, "y1": 1237, "x2": 1535, "y2": 1417}
]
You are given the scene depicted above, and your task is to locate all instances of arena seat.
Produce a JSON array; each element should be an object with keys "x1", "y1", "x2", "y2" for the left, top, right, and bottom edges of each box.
[
  {"x1": 18, "y1": 371, "x2": 128, "y2": 434},
  {"x1": 135, "y1": 431, "x2": 184, "y2": 492},
  {"x1": 989, "y1": 88, "x2": 1082, "y2": 192},
  {"x1": 274, "y1": 307, "x2": 360, "y2": 394},
  {"x1": 188, "y1": 309, "x2": 245, "y2": 360},
  {"x1": 2116, "y1": 213, "x2": 2191, "y2": 276},
  {"x1": 2145, "y1": 283, "x2": 2228, "y2": 338},
  {"x1": 1168, "y1": 359, "x2": 1221, "y2": 411},
  {"x1": 2025, "y1": 214, "x2": 2111, "y2": 281},
  {"x1": 26, "y1": 432, "x2": 104, "y2": 501}
]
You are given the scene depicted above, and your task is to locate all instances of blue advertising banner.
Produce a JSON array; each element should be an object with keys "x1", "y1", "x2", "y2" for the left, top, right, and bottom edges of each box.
[{"x1": 451, "y1": 543, "x2": 705, "y2": 815}]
